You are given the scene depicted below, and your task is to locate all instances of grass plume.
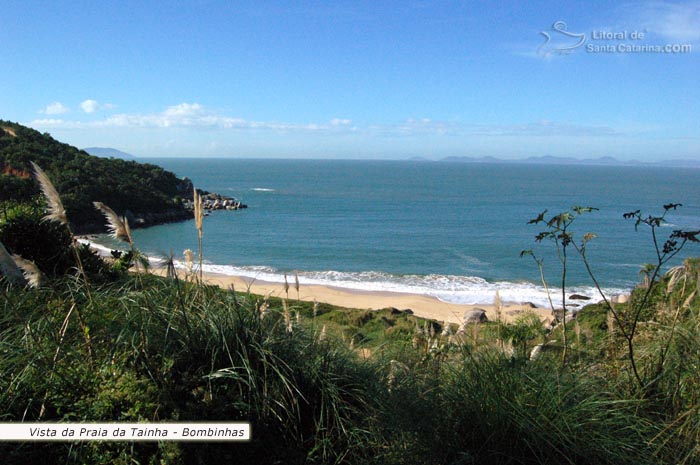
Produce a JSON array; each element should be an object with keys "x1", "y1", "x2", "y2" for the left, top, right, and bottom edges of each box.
[
  {"x1": 93, "y1": 201, "x2": 132, "y2": 244},
  {"x1": 294, "y1": 272, "x2": 300, "y2": 300},
  {"x1": 193, "y1": 188, "x2": 204, "y2": 281},
  {"x1": 12, "y1": 255, "x2": 45, "y2": 288},
  {"x1": 0, "y1": 240, "x2": 26, "y2": 286},
  {"x1": 183, "y1": 248, "x2": 194, "y2": 273},
  {"x1": 30, "y1": 161, "x2": 67, "y2": 225},
  {"x1": 30, "y1": 161, "x2": 94, "y2": 357}
]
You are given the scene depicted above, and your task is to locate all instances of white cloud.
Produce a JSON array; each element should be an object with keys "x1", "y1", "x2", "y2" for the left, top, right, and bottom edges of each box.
[
  {"x1": 32, "y1": 103, "x2": 346, "y2": 132},
  {"x1": 80, "y1": 99, "x2": 115, "y2": 113},
  {"x1": 330, "y1": 118, "x2": 352, "y2": 126},
  {"x1": 162, "y1": 102, "x2": 203, "y2": 117},
  {"x1": 32, "y1": 118, "x2": 69, "y2": 126},
  {"x1": 80, "y1": 99, "x2": 99, "y2": 113},
  {"x1": 369, "y1": 118, "x2": 623, "y2": 139},
  {"x1": 639, "y1": 1, "x2": 700, "y2": 42},
  {"x1": 29, "y1": 104, "x2": 623, "y2": 141},
  {"x1": 41, "y1": 102, "x2": 69, "y2": 115}
]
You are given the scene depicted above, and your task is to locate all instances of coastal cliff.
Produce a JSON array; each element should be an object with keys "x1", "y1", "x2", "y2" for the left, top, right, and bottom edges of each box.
[{"x1": 0, "y1": 120, "x2": 245, "y2": 233}]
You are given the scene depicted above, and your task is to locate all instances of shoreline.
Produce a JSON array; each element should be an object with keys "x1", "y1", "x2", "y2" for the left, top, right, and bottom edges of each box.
[
  {"x1": 78, "y1": 235, "x2": 603, "y2": 325},
  {"x1": 152, "y1": 267, "x2": 556, "y2": 325}
]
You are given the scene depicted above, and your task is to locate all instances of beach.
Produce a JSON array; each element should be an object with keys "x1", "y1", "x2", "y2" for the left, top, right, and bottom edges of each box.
[
  {"x1": 79, "y1": 237, "x2": 554, "y2": 325},
  {"x1": 153, "y1": 267, "x2": 555, "y2": 326}
]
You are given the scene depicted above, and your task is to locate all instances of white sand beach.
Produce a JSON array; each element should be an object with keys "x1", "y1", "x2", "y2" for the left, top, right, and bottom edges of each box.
[{"x1": 152, "y1": 268, "x2": 556, "y2": 326}]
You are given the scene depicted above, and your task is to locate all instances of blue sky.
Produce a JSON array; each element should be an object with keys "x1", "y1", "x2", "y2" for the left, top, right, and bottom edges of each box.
[{"x1": 1, "y1": 0, "x2": 698, "y2": 159}]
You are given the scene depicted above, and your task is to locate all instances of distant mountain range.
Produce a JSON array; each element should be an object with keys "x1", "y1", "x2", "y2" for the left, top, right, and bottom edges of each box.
[
  {"x1": 437, "y1": 155, "x2": 700, "y2": 169},
  {"x1": 83, "y1": 147, "x2": 136, "y2": 159}
]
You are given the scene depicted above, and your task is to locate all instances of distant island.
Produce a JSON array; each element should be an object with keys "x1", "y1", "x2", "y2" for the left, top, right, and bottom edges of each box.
[
  {"x1": 437, "y1": 155, "x2": 700, "y2": 169},
  {"x1": 83, "y1": 147, "x2": 136, "y2": 160}
]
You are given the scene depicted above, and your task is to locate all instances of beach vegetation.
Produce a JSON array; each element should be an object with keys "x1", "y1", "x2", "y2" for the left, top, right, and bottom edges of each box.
[
  {"x1": 525, "y1": 204, "x2": 700, "y2": 396},
  {"x1": 1, "y1": 220, "x2": 700, "y2": 464}
]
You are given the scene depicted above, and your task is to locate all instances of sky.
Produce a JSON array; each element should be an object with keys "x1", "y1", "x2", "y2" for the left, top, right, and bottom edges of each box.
[{"x1": 1, "y1": 0, "x2": 698, "y2": 160}]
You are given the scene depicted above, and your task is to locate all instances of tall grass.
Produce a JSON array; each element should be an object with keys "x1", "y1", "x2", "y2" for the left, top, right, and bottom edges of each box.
[
  {"x1": 2, "y1": 271, "x2": 699, "y2": 464},
  {"x1": 370, "y1": 346, "x2": 666, "y2": 465},
  {"x1": 0, "y1": 274, "x2": 382, "y2": 464}
]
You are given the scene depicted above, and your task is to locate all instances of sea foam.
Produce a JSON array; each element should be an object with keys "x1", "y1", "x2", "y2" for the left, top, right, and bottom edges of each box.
[{"x1": 188, "y1": 261, "x2": 629, "y2": 308}]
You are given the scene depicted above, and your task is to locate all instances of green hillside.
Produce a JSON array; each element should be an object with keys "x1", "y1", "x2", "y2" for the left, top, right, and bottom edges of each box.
[{"x1": 0, "y1": 120, "x2": 191, "y2": 232}]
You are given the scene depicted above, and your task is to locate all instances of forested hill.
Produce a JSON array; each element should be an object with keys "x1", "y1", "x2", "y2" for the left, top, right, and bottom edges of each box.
[{"x1": 0, "y1": 120, "x2": 192, "y2": 233}]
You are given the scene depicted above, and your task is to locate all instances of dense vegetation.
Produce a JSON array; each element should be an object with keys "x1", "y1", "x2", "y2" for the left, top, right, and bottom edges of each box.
[
  {"x1": 1, "y1": 266, "x2": 699, "y2": 464},
  {"x1": 0, "y1": 120, "x2": 191, "y2": 232},
  {"x1": 1, "y1": 135, "x2": 699, "y2": 464}
]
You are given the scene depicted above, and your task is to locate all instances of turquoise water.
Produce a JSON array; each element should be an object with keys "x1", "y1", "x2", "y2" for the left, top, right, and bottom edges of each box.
[{"x1": 112, "y1": 159, "x2": 700, "y2": 306}]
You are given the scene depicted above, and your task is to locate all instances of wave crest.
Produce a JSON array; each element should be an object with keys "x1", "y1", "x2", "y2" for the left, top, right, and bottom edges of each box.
[{"x1": 186, "y1": 262, "x2": 630, "y2": 308}]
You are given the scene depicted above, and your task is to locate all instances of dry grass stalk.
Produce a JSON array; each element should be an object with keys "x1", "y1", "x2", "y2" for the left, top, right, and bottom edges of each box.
[
  {"x1": 457, "y1": 319, "x2": 467, "y2": 334},
  {"x1": 318, "y1": 324, "x2": 327, "y2": 342},
  {"x1": 387, "y1": 360, "x2": 410, "y2": 392},
  {"x1": 193, "y1": 189, "x2": 204, "y2": 234},
  {"x1": 124, "y1": 216, "x2": 133, "y2": 243},
  {"x1": 30, "y1": 162, "x2": 94, "y2": 359},
  {"x1": 283, "y1": 273, "x2": 290, "y2": 298},
  {"x1": 283, "y1": 299, "x2": 292, "y2": 333},
  {"x1": 31, "y1": 162, "x2": 67, "y2": 225},
  {"x1": 259, "y1": 295, "x2": 270, "y2": 320},
  {"x1": 607, "y1": 310, "x2": 615, "y2": 338},
  {"x1": 12, "y1": 255, "x2": 45, "y2": 288},
  {"x1": 494, "y1": 290, "x2": 502, "y2": 314},
  {"x1": 0, "y1": 241, "x2": 26, "y2": 286},
  {"x1": 441, "y1": 321, "x2": 451, "y2": 337},
  {"x1": 412, "y1": 332, "x2": 420, "y2": 349},
  {"x1": 93, "y1": 202, "x2": 132, "y2": 243},
  {"x1": 193, "y1": 188, "x2": 204, "y2": 280},
  {"x1": 294, "y1": 272, "x2": 300, "y2": 300},
  {"x1": 183, "y1": 249, "x2": 194, "y2": 273},
  {"x1": 494, "y1": 290, "x2": 503, "y2": 349},
  {"x1": 607, "y1": 309, "x2": 616, "y2": 361},
  {"x1": 312, "y1": 299, "x2": 319, "y2": 318}
]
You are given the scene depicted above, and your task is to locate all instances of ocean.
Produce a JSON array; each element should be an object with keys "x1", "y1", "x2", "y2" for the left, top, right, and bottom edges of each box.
[{"x1": 98, "y1": 159, "x2": 700, "y2": 307}]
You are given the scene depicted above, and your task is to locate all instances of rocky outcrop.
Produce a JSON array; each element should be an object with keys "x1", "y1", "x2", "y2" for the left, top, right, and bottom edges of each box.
[
  {"x1": 183, "y1": 191, "x2": 248, "y2": 212},
  {"x1": 463, "y1": 309, "x2": 488, "y2": 323}
]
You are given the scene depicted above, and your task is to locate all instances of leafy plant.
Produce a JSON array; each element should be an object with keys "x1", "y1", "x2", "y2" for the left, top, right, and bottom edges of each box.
[
  {"x1": 522, "y1": 206, "x2": 599, "y2": 364},
  {"x1": 524, "y1": 204, "x2": 700, "y2": 391}
]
